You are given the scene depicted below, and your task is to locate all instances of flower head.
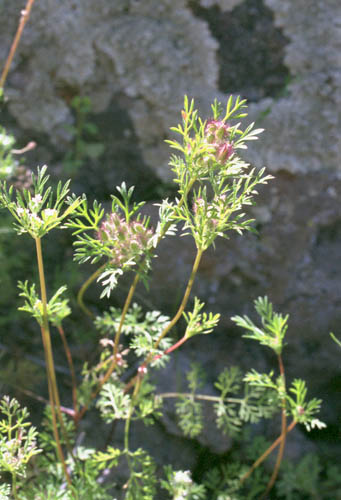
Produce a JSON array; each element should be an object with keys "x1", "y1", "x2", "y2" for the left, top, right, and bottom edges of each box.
[
  {"x1": 203, "y1": 119, "x2": 234, "y2": 164},
  {"x1": 205, "y1": 119, "x2": 230, "y2": 142},
  {"x1": 98, "y1": 212, "x2": 153, "y2": 267}
]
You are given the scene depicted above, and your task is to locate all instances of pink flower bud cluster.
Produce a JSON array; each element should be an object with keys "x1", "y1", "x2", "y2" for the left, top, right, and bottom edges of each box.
[
  {"x1": 192, "y1": 194, "x2": 228, "y2": 233},
  {"x1": 192, "y1": 197, "x2": 219, "y2": 231},
  {"x1": 204, "y1": 119, "x2": 234, "y2": 163},
  {"x1": 192, "y1": 197, "x2": 205, "y2": 214},
  {"x1": 98, "y1": 213, "x2": 153, "y2": 267}
]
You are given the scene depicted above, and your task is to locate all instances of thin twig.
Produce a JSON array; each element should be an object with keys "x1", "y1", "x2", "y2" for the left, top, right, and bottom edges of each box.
[
  {"x1": 261, "y1": 353, "x2": 287, "y2": 498},
  {"x1": 0, "y1": 0, "x2": 36, "y2": 89},
  {"x1": 124, "y1": 247, "x2": 204, "y2": 394},
  {"x1": 77, "y1": 263, "x2": 106, "y2": 318},
  {"x1": 57, "y1": 324, "x2": 78, "y2": 416},
  {"x1": 240, "y1": 419, "x2": 297, "y2": 485},
  {"x1": 157, "y1": 392, "x2": 245, "y2": 404}
]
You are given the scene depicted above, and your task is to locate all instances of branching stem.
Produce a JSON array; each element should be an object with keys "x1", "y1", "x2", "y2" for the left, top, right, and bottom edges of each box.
[
  {"x1": 75, "y1": 178, "x2": 197, "y2": 422},
  {"x1": 240, "y1": 419, "x2": 297, "y2": 485},
  {"x1": 77, "y1": 263, "x2": 106, "y2": 317},
  {"x1": 261, "y1": 353, "x2": 287, "y2": 498},
  {"x1": 124, "y1": 247, "x2": 203, "y2": 393},
  {"x1": 150, "y1": 247, "x2": 203, "y2": 356}
]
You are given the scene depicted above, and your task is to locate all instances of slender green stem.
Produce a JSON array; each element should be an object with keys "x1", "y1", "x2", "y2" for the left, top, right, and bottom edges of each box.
[
  {"x1": 124, "y1": 247, "x2": 204, "y2": 393},
  {"x1": 45, "y1": 365, "x2": 72, "y2": 486},
  {"x1": 240, "y1": 419, "x2": 296, "y2": 484},
  {"x1": 123, "y1": 377, "x2": 141, "y2": 493},
  {"x1": 75, "y1": 273, "x2": 140, "y2": 423},
  {"x1": 77, "y1": 263, "x2": 106, "y2": 318},
  {"x1": 57, "y1": 324, "x2": 78, "y2": 416},
  {"x1": 36, "y1": 239, "x2": 64, "y2": 421},
  {"x1": 76, "y1": 178, "x2": 197, "y2": 422},
  {"x1": 11, "y1": 472, "x2": 18, "y2": 500},
  {"x1": 124, "y1": 377, "x2": 140, "y2": 453},
  {"x1": 114, "y1": 273, "x2": 139, "y2": 357},
  {"x1": 34, "y1": 238, "x2": 72, "y2": 485},
  {"x1": 0, "y1": 0, "x2": 36, "y2": 89},
  {"x1": 147, "y1": 247, "x2": 203, "y2": 361},
  {"x1": 157, "y1": 392, "x2": 245, "y2": 404},
  {"x1": 261, "y1": 353, "x2": 287, "y2": 498}
]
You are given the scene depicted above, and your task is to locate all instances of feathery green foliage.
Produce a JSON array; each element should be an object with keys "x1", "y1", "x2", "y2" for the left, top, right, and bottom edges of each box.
[{"x1": 0, "y1": 95, "x2": 333, "y2": 499}]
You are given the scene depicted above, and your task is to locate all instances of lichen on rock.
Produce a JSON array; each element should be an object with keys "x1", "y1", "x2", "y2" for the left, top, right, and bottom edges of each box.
[
  {"x1": 0, "y1": 0, "x2": 224, "y2": 179},
  {"x1": 245, "y1": 0, "x2": 340, "y2": 173}
]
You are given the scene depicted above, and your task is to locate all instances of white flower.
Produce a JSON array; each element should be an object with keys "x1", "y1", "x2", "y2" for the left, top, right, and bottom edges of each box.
[
  {"x1": 0, "y1": 133, "x2": 13, "y2": 147},
  {"x1": 173, "y1": 470, "x2": 192, "y2": 485},
  {"x1": 42, "y1": 208, "x2": 58, "y2": 219},
  {"x1": 29, "y1": 194, "x2": 42, "y2": 212},
  {"x1": 29, "y1": 213, "x2": 43, "y2": 228},
  {"x1": 16, "y1": 207, "x2": 28, "y2": 217}
]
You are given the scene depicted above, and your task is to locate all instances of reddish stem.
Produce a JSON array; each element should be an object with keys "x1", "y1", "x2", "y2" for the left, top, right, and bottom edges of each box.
[
  {"x1": 240, "y1": 419, "x2": 297, "y2": 484},
  {"x1": 260, "y1": 353, "x2": 287, "y2": 498},
  {"x1": 0, "y1": 0, "x2": 36, "y2": 89}
]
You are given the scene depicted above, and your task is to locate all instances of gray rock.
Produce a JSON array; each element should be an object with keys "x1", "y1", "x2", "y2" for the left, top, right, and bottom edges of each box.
[{"x1": 245, "y1": 0, "x2": 340, "y2": 173}]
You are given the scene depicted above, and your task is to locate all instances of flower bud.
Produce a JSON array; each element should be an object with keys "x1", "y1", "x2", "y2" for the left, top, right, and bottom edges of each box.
[
  {"x1": 97, "y1": 213, "x2": 154, "y2": 268},
  {"x1": 216, "y1": 143, "x2": 234, "y2": 162}
]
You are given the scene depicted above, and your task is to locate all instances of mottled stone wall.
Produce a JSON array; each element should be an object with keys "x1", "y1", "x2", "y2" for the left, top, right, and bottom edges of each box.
[
  {"x1": 246, "y1": 0, "x2": 340, "y2": 174},
  {"x1": 1, "y1": 0, "x2": 339, "y2": 178}
]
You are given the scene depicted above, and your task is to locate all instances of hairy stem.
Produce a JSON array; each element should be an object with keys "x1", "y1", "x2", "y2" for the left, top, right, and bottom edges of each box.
[{"x1": 0, "y1": 0, "x2": 36, "y2": 89}]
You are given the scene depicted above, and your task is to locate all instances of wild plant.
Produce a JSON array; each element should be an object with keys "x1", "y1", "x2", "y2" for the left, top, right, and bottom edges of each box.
[
  {"x1": 0, "y1": 4, "x2": 337, "y2": 497},
  {"x1": 0, "y1": 94, "x2": 331, "y2": 499}
]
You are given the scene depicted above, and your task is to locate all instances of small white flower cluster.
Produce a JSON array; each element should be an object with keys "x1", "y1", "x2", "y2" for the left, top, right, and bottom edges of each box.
[
  {"x1": 14, "y1": 196, "x2": 59, "y2": 236},
  {"x1": 171, "y1": 470, "x2": 193, "y2": 499},
  {"x1": 29, "y1": 194, "x2": 42, "y2": 212},
  {"x1": 0, "y1": 131, "x2": 13, "y2": 147},
  {"x1": 173, "y1": 470, "x2": 192, "y2": 484},
  {"x1": 42, "y1": 208, "x2": 58, "y2": 219}
]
